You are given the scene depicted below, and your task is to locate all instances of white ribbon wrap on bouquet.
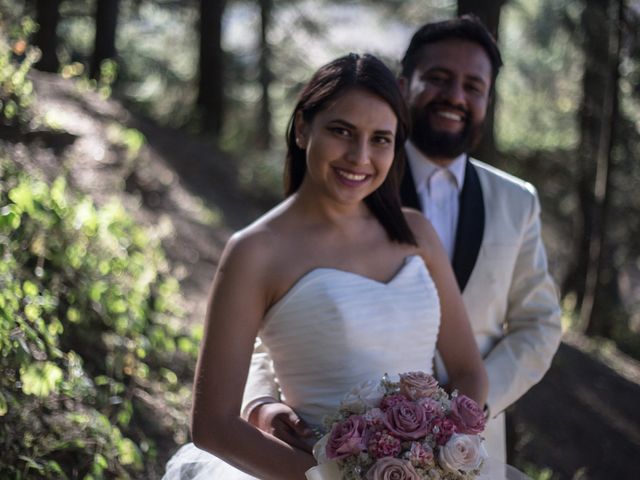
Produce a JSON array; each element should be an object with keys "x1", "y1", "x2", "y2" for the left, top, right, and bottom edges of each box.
[{"x1": 305, "y1": 461, "x2": 342, "y2": 480}]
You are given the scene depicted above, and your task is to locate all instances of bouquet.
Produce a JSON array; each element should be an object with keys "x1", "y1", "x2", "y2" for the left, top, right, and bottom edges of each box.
[{"x1": 306, "y1": 371, "x2": 488, "y2": 480}]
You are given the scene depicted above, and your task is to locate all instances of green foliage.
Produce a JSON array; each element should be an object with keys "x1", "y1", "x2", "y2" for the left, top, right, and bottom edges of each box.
[
  {"x1": 0, "y1": 161, "x2": 197, "y2": 478},
  {"x1": 497, "y1": 0, "x2": 581, "y2": 152},
  {"x1": 0, "y1": 16, "x2": 39, "y2": 128},
  {"x1": 521, "y1": 463, "x2": 557, "y2": 480}
]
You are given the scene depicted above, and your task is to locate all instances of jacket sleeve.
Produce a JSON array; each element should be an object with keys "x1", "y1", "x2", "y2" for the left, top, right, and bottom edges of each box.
[
  {"x1": 240, "y1": 338, "x2": 281, "y2": 419},
  {"x1": 483, "y1": 190, "x2": 562, "y2": 417}
]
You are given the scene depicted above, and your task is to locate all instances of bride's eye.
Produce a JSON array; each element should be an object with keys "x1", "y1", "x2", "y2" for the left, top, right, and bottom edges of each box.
[
  {"x1": 329, "y1": 126, "x2": 350, "y2": 137},
  {"x1": 372, "y1": 135, "x2": 393, "y2": 147}
]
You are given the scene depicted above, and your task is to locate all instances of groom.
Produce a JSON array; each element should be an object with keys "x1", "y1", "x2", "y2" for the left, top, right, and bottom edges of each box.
[{"x1": 241, "y1": 16, "x2": 562, "y2": 463}]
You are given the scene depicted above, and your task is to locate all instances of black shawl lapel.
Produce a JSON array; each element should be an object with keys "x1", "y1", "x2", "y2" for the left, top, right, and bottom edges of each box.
[{"x1": 451, "y1": 159, "x2": 484, "y2": 291}]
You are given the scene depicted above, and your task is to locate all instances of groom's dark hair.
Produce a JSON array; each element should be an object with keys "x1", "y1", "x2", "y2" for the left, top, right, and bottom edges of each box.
[
  {"x1": 285, "y1": 53, "x2": 416, "y2": 246},
  {"x1": 401, "y1": 15, "x2": 503, "y2": 88}
]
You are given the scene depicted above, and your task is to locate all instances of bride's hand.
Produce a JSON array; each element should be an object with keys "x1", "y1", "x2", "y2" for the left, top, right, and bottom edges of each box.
[{"x1": 249, "y1": 401, "x2": 316, "y2": 453}]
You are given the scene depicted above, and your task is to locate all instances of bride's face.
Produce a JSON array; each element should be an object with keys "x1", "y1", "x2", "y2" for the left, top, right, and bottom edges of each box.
[{"x1": 296, "y1": 87, "x2": 398, "y2": 206}]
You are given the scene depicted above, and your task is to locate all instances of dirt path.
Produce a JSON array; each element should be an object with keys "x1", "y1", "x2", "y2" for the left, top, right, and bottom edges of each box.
[{"x1": 510, "y1": 333, "x2": 640, "y2": 479}]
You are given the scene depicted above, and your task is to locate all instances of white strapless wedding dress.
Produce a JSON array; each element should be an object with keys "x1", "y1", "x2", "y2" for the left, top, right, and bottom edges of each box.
[{"x1": 163, "y1": 255, "x2": 441, "y2": 480}]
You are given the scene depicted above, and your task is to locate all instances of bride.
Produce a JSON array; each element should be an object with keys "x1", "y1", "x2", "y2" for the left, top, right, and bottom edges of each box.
[{"x1": 163, "y1": 53, "x2": 487, "y2": 480}]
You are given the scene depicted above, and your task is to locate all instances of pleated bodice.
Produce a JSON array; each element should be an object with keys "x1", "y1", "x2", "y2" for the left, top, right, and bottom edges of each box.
[{"x1": 259, "y1": 254, "x2": 441, "y2": 427}]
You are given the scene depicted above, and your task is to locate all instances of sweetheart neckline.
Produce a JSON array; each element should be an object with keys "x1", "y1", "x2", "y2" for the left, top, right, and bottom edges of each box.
[{"x1": 263, "y1": 254, "x2": 427, "y2": 321}]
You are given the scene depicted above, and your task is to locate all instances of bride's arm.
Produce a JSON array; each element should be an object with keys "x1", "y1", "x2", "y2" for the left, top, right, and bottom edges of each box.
[
  {"x1": 404, "y1": 209, "x2": 488, "y2": 406},
  {"x1": 191, "y1": 230, "x2": 315, "y2": 480}
]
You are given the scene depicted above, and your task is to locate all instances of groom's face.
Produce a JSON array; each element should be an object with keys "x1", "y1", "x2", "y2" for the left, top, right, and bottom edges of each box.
[{"x1": 401, "y1": 38, "x2": 492, "y2": 162}]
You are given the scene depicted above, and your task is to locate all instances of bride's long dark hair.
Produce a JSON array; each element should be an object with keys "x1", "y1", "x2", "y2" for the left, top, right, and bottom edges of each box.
[{"x1": 284, "y1": 53, "x2": 416, "y2": 246}]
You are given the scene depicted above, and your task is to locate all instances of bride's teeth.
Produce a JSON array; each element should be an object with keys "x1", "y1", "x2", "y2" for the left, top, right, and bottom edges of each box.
[
  {"x1": 337, "y1": 170, "x2": 367, "y2": 181},
  {"x1": 437, "y1": 111, "x2": 463, "y2": 121}
]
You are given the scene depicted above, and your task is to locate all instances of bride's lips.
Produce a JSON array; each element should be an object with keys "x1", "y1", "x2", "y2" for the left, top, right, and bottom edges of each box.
[{"x1": 333, "y1": 167, "x2": 371, "y2": 187}]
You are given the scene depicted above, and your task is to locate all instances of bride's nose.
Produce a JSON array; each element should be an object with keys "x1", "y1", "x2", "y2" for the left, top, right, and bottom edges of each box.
[{"x1": 345, "y1": 138, "x2": 370, "y2": 165}]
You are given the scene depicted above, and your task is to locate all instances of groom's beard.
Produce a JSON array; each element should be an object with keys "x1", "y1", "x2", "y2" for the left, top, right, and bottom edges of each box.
[{"x1": 409, "y1": 102, "x2": 484, "y2": 159}]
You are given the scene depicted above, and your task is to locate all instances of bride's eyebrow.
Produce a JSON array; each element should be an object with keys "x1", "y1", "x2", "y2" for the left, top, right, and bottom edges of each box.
[
  {"x1": 328, "y1": 119, "x2": 394, "y2": 136},
  {"x1": 327, "y1": 118, "x2": 355, "y2": 129}
]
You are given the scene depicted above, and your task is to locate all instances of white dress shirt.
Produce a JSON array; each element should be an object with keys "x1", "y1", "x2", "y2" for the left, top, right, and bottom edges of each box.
[{"x1": 405, "y1": 141, "x2": 466, "y2": 260}]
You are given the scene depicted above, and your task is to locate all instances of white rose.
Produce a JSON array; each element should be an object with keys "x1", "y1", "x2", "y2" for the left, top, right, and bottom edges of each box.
[
  {"x1": 341, "y1": 379, "x2": 386, "y2": 412},
  {"x1": 438, "y1": 433, "x2": 488, "y2": 472}
]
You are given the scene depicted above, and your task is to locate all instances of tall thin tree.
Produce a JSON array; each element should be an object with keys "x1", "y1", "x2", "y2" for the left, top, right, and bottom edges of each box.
[
  {"x1": 256, "y1": 0, "x2": 273, "y2": 150},
  {"x1": 198, "y1": 0, "x2": 226, "y2": 137},
  {"x1": 90, "y1": 0, "x2": 121, "y2": 80},
  {"x1": 563, "y1": 0, "x2": 617, "y2": 323},
  {"x1": 580, "y1": 0, "x2": 624, "y2": 336},
  {"x1": 33, "y1": 0, "x2": 61, "y2": 73}
]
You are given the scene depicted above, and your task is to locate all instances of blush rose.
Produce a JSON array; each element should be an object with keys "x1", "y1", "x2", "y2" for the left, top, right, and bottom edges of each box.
[
  {"x1": 448, "y1": 395, "x2": 486, "y2": 434},
  {"x1": 439, "y1": 433, "x2": 488, "y2": 472},
  {"x1": 325, "y1": 415, "x2": 369, "y2": 459},
  {"x1": 366, "y1": 457, "x2": 420, "y2": 480},
  {"x1": 399, "y1": 371, "x2": 439, "y2": 400},
  {"x1": 383, "y1": 400, "x2": 430, "y2": 440}
]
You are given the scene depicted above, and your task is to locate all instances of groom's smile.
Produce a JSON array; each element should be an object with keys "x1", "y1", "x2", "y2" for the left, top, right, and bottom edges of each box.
[{"x1": 429, "y1": 102, "x2": 468, "y2": 133}]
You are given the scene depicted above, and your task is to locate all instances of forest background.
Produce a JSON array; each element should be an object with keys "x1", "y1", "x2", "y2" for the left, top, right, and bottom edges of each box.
[{"x1": 0, "y1": 0, "x2": 639, "y2": 479}]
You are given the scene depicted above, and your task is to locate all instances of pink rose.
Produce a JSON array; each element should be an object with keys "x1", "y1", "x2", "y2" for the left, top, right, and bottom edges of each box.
[
  {"x1": 366, "y1": 457, "x2": 420, "y2": 480},
  {"x1": 380, "y1": 394, "x2": 409, "y2": 411},
  {"x1": 448, "y1": 395, "x2": 486, "y2": 434},
  {"x1": 399, "y1": 371, "x2": 439, "y2": 400},
  {"x1": 430, "y1": 417, "x2": 457, "y2": 445},
  {"x1": 326, "y1": 415, "x2": 369, "y2": 459},
  {"x1": 368, "y1": 431, "x2": 402, "y2": 459},
  {"x1": 406, "y1": 441, "x2": 434, "y2": 467},
  {"x1": 439, "y1": 433, "x2": 487, "y2": 472},
  {"x1": 383, "y1": 400, "x2": 430, "y2": 440}
]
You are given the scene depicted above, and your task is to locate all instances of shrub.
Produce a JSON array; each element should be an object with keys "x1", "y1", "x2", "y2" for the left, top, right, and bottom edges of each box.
[
  {"x1": 0, "y1": 16, "x2": 38, "y2": 129},
  {"x1": 0, "y1": 160, "x2": 198, "y2": 479}
]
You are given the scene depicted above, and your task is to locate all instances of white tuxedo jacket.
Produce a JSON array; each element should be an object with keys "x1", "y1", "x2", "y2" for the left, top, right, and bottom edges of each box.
[{"x1": 241, "y1": 157, "x2": 562, "y2": 463}]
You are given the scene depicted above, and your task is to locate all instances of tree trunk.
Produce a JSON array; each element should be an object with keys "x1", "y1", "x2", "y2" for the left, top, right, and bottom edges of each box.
[
  {"x1": 563, "y1": 0, "x2": 615, "y2": 324},
  {"x1": 457, "y1": 0, "x2": 506, "y2": 38},
  {"x1": 90, "y1": 0, "x2": 121, "y2": 80},
  {"x1": 34, "y1": 0, "x2": 61, "y2": 73},
  {"x1": 198, "y1": 0, "x2": 226, "y2": 137},
  {"x1": 581, "y1": 0, "x2": 624, "y2": 337},
  {"x1": 255, "y1": 0, "x2": 273, "y2": 150},
  {"x1": 457, "y1": 0, "x2": 509, "y2": 166}
]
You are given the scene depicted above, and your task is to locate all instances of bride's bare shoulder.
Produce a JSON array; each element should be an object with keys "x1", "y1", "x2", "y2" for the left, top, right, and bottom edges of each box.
[
  {"x1": 400, "y1": 207, "x2": 440, "y2": 259},
  {"x1": 219, "y1": 199, "x2": 296, "y2": 275}
]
